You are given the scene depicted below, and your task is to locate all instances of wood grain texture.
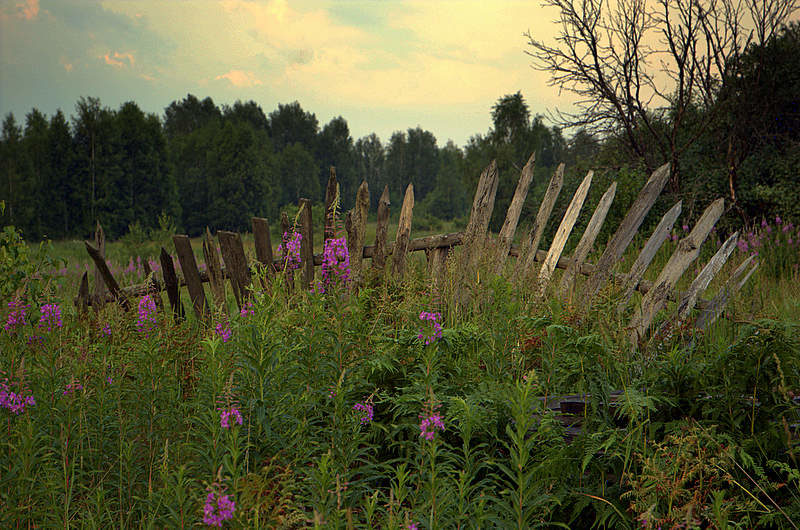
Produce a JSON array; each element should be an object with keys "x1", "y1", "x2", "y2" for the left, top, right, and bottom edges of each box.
[
  {"x1": 677, "y1": 231, "x2": 739, "y2": 319},
  {"x1": 160, "y1": 247, "x2": 185, "y2": 321},
  {"x1": 172, "y1": 235, "x2": 208, "y2": 320},
  {"x1": 372, "y1": 185, "x2": 390, "y2": 271},
  {"x1": 393, "y1": 184, "x2": 415, "y2": 278},
  {"x1": 494, "y1": 153, "x2": 535, "y2": 274},
  {"x1": 515, "y1": 163, "x2": 564, "y2": 282}
]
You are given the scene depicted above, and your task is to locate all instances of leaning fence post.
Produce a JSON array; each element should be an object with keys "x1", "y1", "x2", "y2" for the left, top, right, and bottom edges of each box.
[
  {"x1": 75, "y1": 271, "x2": 89, "y2": 316},
  {"x1": 93, "y1": 221, "x2": 106, "y2": 311},
  {"x1": 461, "y1": 160, "x2": 499, "y2": 283},
  {"x1": 252, "y1": 217, "x2": 275, "y2": 285},
  {"x1": 159, "y1": 247, "x2": 185, "y2": 321},
  {"x1": 202, "y1": 227, "x2": 227, "y2": 314},
  {"x1": 85, "y1": 240, "x2": 129, "y2": 312},
  {"x1": 696, "y1": 254, "x2": 758, "y2": 331},
  {"x1": 346, "y1": 181, "x2": 370, "y2": 283},
  {"x1": 676, "y1": 231, "x2": 739, "y2": 319},
  {"x1": 373, "y1": 185, "x2": 390, "y2": 272},
  {"x1": 393, "y1": 184, "x2": 415, "y2": 278},
  {"x1": 142, "y1": 259, "x2": 164, "y2": 312},
  {"x1": 495, "y1": 153, "x2": 535, "y2": 274},
  {"x1": 218, "y1": 230, "x2": 252, "y2": 310},
  {"x1": 172, "y1": 235, "x2": 208, "y2": 321},
  {"x1": 298, "y1": 198, "x2": 315, "y2": 288},
  {"x1": 324, "y1": 167, "x2": 338, "y2": 243}
]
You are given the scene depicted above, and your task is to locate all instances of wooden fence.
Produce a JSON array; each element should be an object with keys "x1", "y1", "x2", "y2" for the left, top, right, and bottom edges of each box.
[{"x1": 75, "y1": 157, "x2": 757, "y2": 347}]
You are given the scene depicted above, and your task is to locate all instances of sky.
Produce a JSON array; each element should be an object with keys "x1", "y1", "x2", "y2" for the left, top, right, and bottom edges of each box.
[{"x1": 0, "y1": 0, "x2": 572, "y2": 148}]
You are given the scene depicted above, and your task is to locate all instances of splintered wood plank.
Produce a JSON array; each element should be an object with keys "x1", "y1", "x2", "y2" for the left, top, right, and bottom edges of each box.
[
  {"x1": 514, "y1": 163, "x2": 564, "y2": 282},
  {"x1": 203, "y1": 227, "x2": 227, "y2": 313},
  {"x1": 346, "y1": 180, "x2": 370, "y2": 282},
  {"x1": 298, "y1": 198, "x2": 315, "y2": 288},
  {"x1": 538, "y1": 170, "x2": 593, "y2": 294},
  {"x1": 93, "y1": 221, "x2": 106, "y2": 310},
  {"x1": 324, "y1": 167, "x2": 338, "y2": 243},
  {"x1": 172, "y1": 235, "x2": 208, "y2": 320},
  {"x1": 252, "y1": 217, "x2": 274, "y2": 275},
  {"x1": 427, "y1": 246, "x2": 451, "y2": 285},
  {"x1": 616, "y1": 201, "x2": 682, "y2": 312},
  {"x1": 218, "y1": 230, "x2": 251, "y2": 309},
  {"x1": 75, "y1": 271, "x2": 89, "y2": 316},
  {"x1": 494, "y1": 152, "x2": 536, "y2": 274},
  {"x1": 393, "y1": 184, "x2": 415, "y2": 278},
  {"x1": 461, "y1": 160, "x2": 499, "y2": 280},
  {"x1": 629, "y1": 197, "x2": 724, "y2": 342},
  {"x1": 85, "y1": 240, "x2": 129, "y2": 311},
  {"x1": 677, "y1": 231, "x2": 739, "y2": 319},
  {"x1": 583, "y1": 163, "x2": 670, "y2": 303},
  {"x1": 696, "y1": 254, "x2": 757, "y2": 331},
  {"x1": 160, "y1": 247, "x2": 185, "y2": 321},
  {"x1": 280, "y1": 212, "x2": 295, "y2": 291},
  {"x1": 560, "y1": 180, "x2": 616, "y2": 294},
  {"x1": 142, "y1": 259, "x2": 164, "y2": 312},
  {"x1": 372, "y1": 185, "x2": 390, "y2": 271}
]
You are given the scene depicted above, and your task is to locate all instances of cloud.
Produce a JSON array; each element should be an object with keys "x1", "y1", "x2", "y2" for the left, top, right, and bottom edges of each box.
[
  {"x1": 102, "y1": 51, "x2": 135, "y2": 68},
  {"x1": 215, "y1": 69, "x2": 263, "y2": 88},
  {"x1": 17, "y1": 0, "x2": 39, "y2": 20},
  {"x1": 60, "y1": 57, "x2": 73, "y2": 72}
]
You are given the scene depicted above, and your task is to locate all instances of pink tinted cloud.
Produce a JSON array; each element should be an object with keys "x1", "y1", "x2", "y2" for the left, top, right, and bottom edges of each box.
[
  {"x1": 18, "y1": 0, "x2": 39, "y2": 19},
  {"x1": 215, "y1": 69, "x2": 263, "y2": 88},
  {"x1": 103, "y1": 52, "x2": 135, "y2": 68}
]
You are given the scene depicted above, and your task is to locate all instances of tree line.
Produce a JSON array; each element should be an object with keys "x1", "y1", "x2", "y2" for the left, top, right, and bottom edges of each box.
[{"x1": 2, "y1": 19, "x2": 799, "y2": 242}]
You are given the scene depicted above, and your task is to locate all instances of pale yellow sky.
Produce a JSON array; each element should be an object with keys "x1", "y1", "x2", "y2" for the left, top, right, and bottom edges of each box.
[{"x1": 1, "y1": 0, "x2": 572, "y2": 147}]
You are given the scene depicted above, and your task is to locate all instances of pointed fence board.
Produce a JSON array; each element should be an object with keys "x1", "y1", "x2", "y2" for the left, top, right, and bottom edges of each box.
[
  {"x1": 203, "y1": 228, "x2": 227, "y2": 313},
  {"x1": 696, "y1": 254, "x2": 757, "y2": 331},
  {"x1": 560, "y1": 180, "x2": 616, "y2": 294},
  {"x1": 218, "y1": 230, "x2": 251, "y2": 309},
  {"x1": 617, "y1": 201, "x2": 683, "y2": 312},
  {"x1": 142, "y1": 259, "x2": 164, "y2": 312},
  {"x1": 298, "y1": 198, "x2": 315, "y2": 288},
  {"x1": 160, "y1": 247, "x2": 185, "y2": 320},
  {"x1": 93, "y1": 222, "x2": 106, "y2": 309},
  {"x1": 538, "y1": 170, "x2": 594, "y2": 293},
  {"x1": 252, "y1": 217, "x2": 274, "y2": 276},
  {"x1": 629, "y1": 198, "x2": 725, "y2": 341},
  {"x1": 373, "y1": 185, "x2": 390, "y2": 271},
  {"x1": 515, "y1": 163, "x2": 564, "y2": 282},
  {"x1": 85, "y1": 240, "x2": 129, "y2": 311},
  {"x1": 583, "y1": 163, "x2": 671, "y2": 303},
  {"x1": 461, "y1": 160, "x2": 499, "y2": 280},
  {"x1": 346, "y1": 181, "x2": 370, "y2": 282},
  {"x1": 393, "y1": 184, "x2": 415, "y2": 278},
  {"x1": 324, "y1": 167, "x2": 338, "y2": 243},
  {"x1": 494, "y1": 153, "x2": 536, "y2": 274},
  {"x1": 677, "y1": 231, "x2": 739, "y2": 319},
  {"x1": 173, "y1": 235, "x2": 208, "y2": 321}
]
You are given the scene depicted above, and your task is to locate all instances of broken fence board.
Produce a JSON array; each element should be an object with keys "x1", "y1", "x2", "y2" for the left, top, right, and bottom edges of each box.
[
  {"x1": 392, "y1": 184, "x2": 415, "y2": 278},
  {"x1": 538, "y1": 170, "x2": 594, "y2": 294},
  {"x1": 346, "y1": 180, "x2": 370, "y2": 282},
  {"x1": 630, "y1": 197, "x2": 725, "y2": 342},
  {"x1": 616, "y1": 201, "x2": 682, "y2": 312},
  {"x1": 494, "y1": 152, "x2": 536, "y2": 274},
  {"x1": 172, "y1": 235, "x2": 209, "y2": 321},
  {"x1": 218, "y1": 230, "x2": 252, "y2": 310},
  {"x1": 252, "y1": 217, "x2": 274, "y2": 276},
  {"x1": 85, "y1": 240, "x2": 130, "y2": 312},
  {"x1": 160, "y1": 247, "x2": 185, "y2": 321},
  {"x1": 75, "y1": 271, "x2": 89, "y2": 316},
  {"x1": 461, "y1": 160, "x2": 499, "y2": 281},
  {"x1": 93, "y1": 221, "x2": 107, "y2": 309},
  {"x1": 203, "y1": 228, "x2": 227, "y2": 313},
  {"x1": 515, "y1": 163, "x2": 564, "y2": 282},
  {"x1": 584, "y1": 163, "x2": 670, "y2": 303},
  {"x1": 372, "y1": 185, "x2": 390, "y2": 271},
  {"x1": 324, "y1": 167, "x2": 338, "y2": 243},
  {"x1": 696, "y1": 254, "x2": 757, "y2": 331},
  {"x1": 677, "y1": 231, "x2": 739, "y2": 319},
  {"x1": 142, "y1": 259, "x2": 164, "y2": 312},
  {"x1": 560, "y1": 181, "x2": 617, "y2": 294}
]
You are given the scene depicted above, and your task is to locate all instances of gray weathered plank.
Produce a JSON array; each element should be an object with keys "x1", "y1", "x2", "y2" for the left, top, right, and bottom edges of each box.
[
  {"x1": 616, "y1": 201, "x2": 682, "y2": 312},
  {"x1": 696, "y1": 254, "x2": 757, "y2": 331},
  {"x1": 538, "y1": 170, "x2": 594, "y2": 294},
  {"x1": 218, "y1": 230, "x2": 251, "y2": 309},
  {"x1": 252, "y1": 217, "x2": 274, "y2": 276},
  {"x1": 560, "y1": 181, "x2": 617, "y2": 294},
  {"x1": 75, "y1": 271, "x2": 89, "y2": 316},
  {"x1": 583, "y1": 163, "x2": 670, "y2": 303},
  {"x1": 93, "y1": 221, "x2": 106, "y2": 310},
  {"x1": 461, "y1": 160, "x2": 499, "y2": 280},
  {"x1": 629, "y1": 197, "x2": 725, "y2": 342},
  {"x1": 142, "y1": 259, "x2": 164, "y2": 312},
  {"x1": 677, "y1": 231, "x2": 739, "y2": 319},
  {"x1": 298, "y1": 198, "x2": 315, "y2": 288},
  {"x1": 323, "y1": 167, "x2": 338, "y2": 243},
  {"x1": 172, "y1": 234, "x2": 208, "y2": 320},
  {"x1": 346, "y1": 180, "x2": 370, "y2": 282},
  {"x1": 494, "y1": 153, "x2": 536, "y2": 274},
  {"x1": 392, "y1": 184, "x2": 415, "y2": 278},
  {"x1": 85, "y1": 240, "x2": 129, "y2": 311},
  {"x1": 514, "y1": 163, "x2": 564, "y2": 282},
  {"x1": 160, "y1": 247, "x2": 185, "y2": 321},
  {"x1": 203, "y1": 227, "x2": 227, "y2": 313},
  {"x1": 373, "y1": 185, "x2": 390, "y2": 271}
]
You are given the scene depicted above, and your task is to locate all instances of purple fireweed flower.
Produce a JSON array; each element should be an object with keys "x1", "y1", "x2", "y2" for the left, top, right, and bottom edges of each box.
[
  {"x1": 102, "y1": 324, "x2": 112, "y2": 337},
  {"x1": 418, "y1": 311, "x2": 443, "y2": 345},
  {"x1": 316, "y1": 237, "x2": 350, "y2": 294},
  {"x1": 136, "y1": 295, "x2": 157, "y2": 335},
  {"x1": 0, "y1": 378, "x2": 35, "y2": 415},
  {"x1": 239, "y1": 301, "x2": 254, "y2": 317},
  {"x1": 783, "y1": 224, "x2": 791, "y2": 233},
  {"x1": 219, "y1": 406, "x2": 243, "y2": 429},
  {"x1": 214, "y1": 321, "x2": 232, "y2": 343},
  {"x1": 4, "y1": 299, "x2": 29, "y2": 333},
  {"x1": 762, "y1": 219, "x2": 768, "y2": 228},
  {"x1": 38, "y1": 303, "x2": 62, "y2": 332},
  {"x1": 407, "y1": 524, "x2": 419, "y2": 530},
  {"x1": 419, "y1": 413, "x2": 445, "y2": 441},
  {"x1": 682, "y1": 224, "x2": 689, "y2": 232},
  {"x1": 776, "y1": 215, "x2": 782, "y2": 225},
  {"x1": 353, "y1": 401, "x2": 374, "y2": 425},
  {"x1": 327, "y1": 388, "x2": 336, "y2": 399},
  {"x1": 737, "y1": 239, "x2": 749, "y2": 253},
  {"x1": 203, "y1": 489, "x2": 236, "y2": 527},
  {"x1": 63, "y1": 381, "x2": 83, "y2": 396},
  {"x1": 280, "y1": 231, "x2": 302, "y2": 271}
]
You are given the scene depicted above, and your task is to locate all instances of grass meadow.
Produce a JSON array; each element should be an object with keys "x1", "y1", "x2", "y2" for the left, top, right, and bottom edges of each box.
[{"x1": 1, "y1": 213, "x2": 799, "y2": 528}]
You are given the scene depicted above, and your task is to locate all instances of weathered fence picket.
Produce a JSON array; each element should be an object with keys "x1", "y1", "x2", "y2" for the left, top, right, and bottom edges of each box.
[
  {"x1": 172, "y1": 234, "x2": 208, "y2": 320},
  {"x1": 373, "y1": 185, "x2": 390, "y2": 272},
  {"x1": 346, "y1": 180, "x2": 370, "y2": 282},
  {"x1": 494, "y1": 153, "x2": 536, "y2": 274},
  {"x1": 203, "y1": 228, "x2": 226, "y2": 313},
  {"x1": 515, "y1": 163, "x2": 564, "y2": 282},
  {"x1": 159, "y1": 247, "x2": 184, "y2": 320},
  {"x1": 393, "y1": 184, "x2": 414, "y2": 278},
  {"x1": 218, "y1": 230, "x2": 251, "y2": 310}
]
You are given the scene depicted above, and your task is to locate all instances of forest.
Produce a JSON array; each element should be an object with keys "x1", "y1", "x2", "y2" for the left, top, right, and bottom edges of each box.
[{"x1": 2, "y1": 22, "x2": 799, "y2": 244}]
